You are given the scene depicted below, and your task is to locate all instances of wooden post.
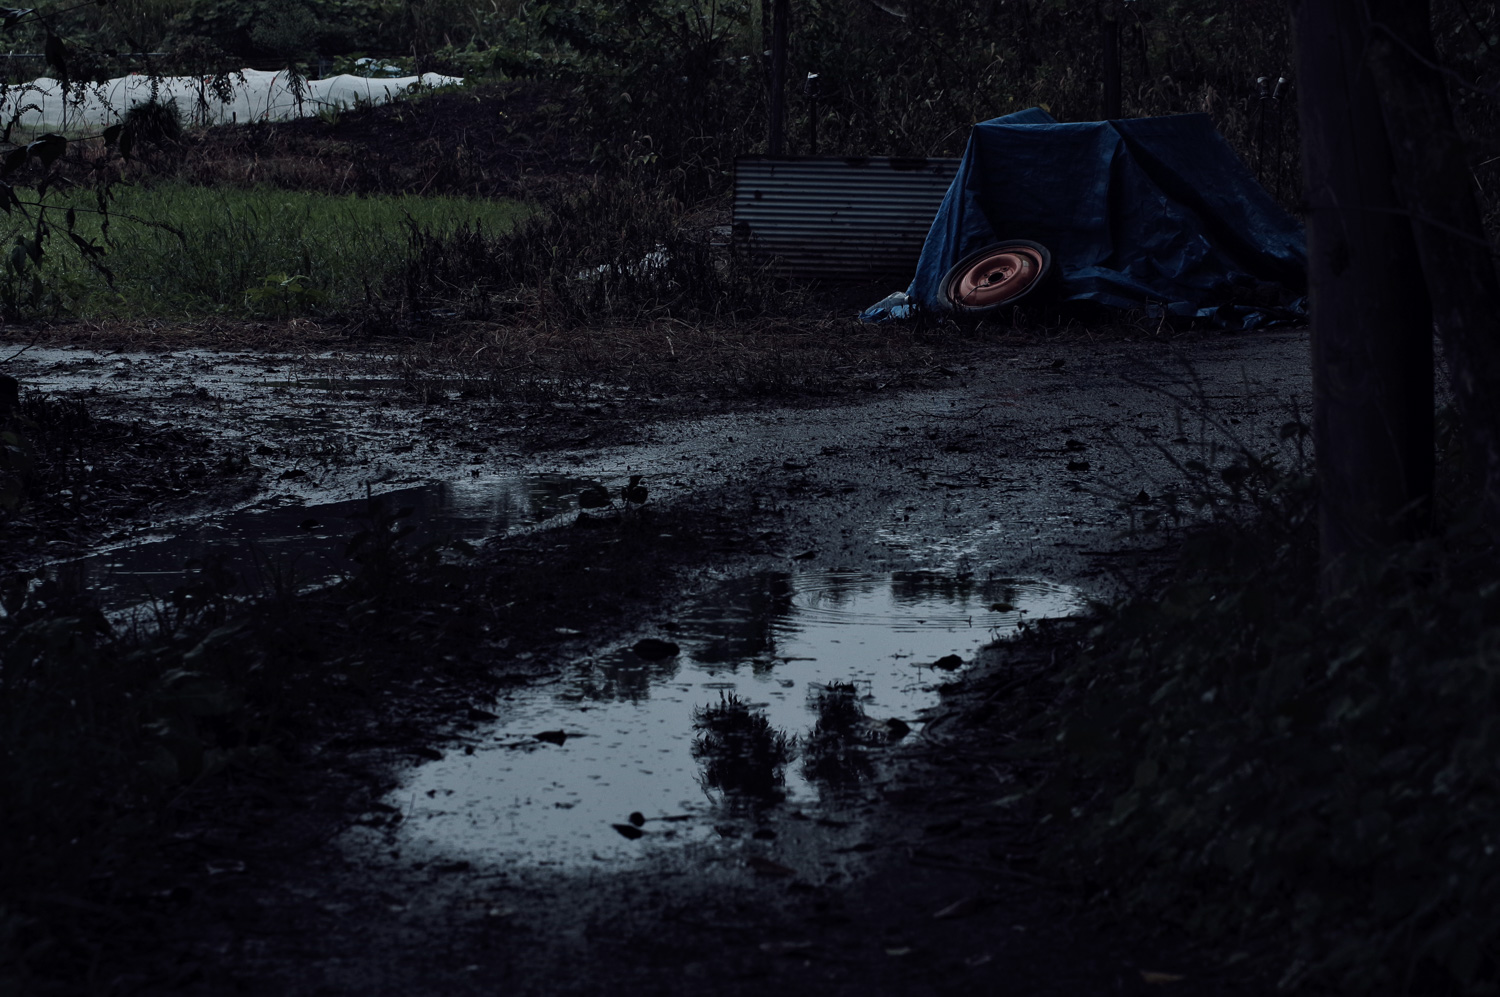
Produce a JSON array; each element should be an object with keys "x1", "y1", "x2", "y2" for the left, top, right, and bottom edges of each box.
[
  {"x1": 768, "y1": 0, "x2": 789, "y2": 156},
  {"x1": 1293, "y1": 1, "x2": 1434, "y2": 591},
  {"x1": 1102, "y1": 4, "x2": 1121, "y2": 119}
]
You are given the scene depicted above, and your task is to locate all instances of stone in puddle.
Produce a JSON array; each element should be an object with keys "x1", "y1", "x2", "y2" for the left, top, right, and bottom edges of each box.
[
  {"x1": 632, "y1": 638, "x2": 680, "y2": 661},
  {"x1": 577, "y1": 484, "x2": 611, "y2": 509}
]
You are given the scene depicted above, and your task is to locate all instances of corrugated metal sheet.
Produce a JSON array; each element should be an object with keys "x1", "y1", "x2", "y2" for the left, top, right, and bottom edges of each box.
[{"x1": 733, "y1": 156, "x2": 959, "y2": 279}]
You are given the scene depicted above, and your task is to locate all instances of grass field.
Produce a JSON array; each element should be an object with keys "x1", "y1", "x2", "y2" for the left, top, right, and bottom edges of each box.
[{"x1": 3, "y1": 184, "x2": 529, "y2": 319}]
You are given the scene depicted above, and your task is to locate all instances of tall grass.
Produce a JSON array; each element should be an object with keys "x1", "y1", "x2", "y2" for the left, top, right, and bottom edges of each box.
[{"x1": 1, "y1": 184, "x2": 529, "y2": 320}]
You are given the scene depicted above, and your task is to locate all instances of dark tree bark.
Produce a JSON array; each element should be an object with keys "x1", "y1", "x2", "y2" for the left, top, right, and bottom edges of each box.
[
  {"x1": 1293, "y1": 1, "x2": 1435, "y2": 589},
  {"x1": 1364, "y1": 0, "x2": 1500, "y2": 530}
]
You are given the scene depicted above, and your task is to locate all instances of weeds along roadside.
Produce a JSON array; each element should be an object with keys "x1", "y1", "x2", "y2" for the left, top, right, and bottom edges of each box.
[
  {"x1": 994, "y1": 405, "x2": 1500, "y2": 993},
  {"x1": 363, "y1": 172, "x2": 789, "y2": 332}
]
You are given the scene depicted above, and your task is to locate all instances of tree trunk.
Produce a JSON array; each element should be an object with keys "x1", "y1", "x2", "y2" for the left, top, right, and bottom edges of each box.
[
  {"x1": 1364, "y1": 0, "x2": 1500, "y2": 531},
  {"x1": 1293, "y1": 1, "x2": 1435, "y2": 591}
]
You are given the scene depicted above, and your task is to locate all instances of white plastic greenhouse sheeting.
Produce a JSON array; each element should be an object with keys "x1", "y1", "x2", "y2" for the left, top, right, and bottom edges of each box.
[{"x1": 0, "y1": 68, "x2": 463, "y2": 131}]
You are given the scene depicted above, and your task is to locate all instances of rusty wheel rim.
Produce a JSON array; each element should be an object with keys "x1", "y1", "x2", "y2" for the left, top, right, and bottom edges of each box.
[{"x1": 948, "y1": 246, "x2": 1046, "y2": 308}]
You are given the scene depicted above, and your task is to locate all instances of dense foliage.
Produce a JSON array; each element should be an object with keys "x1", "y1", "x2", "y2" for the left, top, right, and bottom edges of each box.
[{"x1": 1012, "y1": 408, "x2": 1500, "y2": 993}]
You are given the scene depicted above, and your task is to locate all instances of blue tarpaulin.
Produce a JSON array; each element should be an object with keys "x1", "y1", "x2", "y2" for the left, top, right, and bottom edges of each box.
[{"x1": 900, "y1": 108, "x2": 1306, "y2": 327}]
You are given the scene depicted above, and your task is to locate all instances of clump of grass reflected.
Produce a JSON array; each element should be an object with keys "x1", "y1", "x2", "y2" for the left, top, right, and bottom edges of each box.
[
  {"x1": 690, "y1": 692, "x2": 795, "y2": 802},
  {"x1": 801, "y1": 681, "x2": 876, "y2": 793}
]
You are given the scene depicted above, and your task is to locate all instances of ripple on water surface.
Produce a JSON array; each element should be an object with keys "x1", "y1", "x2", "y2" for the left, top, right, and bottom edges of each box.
[{"x1": 381, "y1": 571, "x2": 1083, "y2": 868}]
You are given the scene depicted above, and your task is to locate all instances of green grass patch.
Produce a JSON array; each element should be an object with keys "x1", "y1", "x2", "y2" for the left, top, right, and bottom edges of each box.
[{"x1": 1, "y1": 184, "x2": 529, "y2": 319}]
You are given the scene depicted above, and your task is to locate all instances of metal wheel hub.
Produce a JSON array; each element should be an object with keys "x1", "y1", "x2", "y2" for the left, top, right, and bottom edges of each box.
[{"x1": 951, "y1": 248, "x2": 1045, "y2": 307}]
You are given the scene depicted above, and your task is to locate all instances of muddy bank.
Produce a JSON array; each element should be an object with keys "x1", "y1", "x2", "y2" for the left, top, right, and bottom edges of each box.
[
  {"x1": 8, "y1": 329, "x2": 1310, "y2": 590},
  {"x1": 1, "y1": 328, "x2": 1308, "y2": 995}
]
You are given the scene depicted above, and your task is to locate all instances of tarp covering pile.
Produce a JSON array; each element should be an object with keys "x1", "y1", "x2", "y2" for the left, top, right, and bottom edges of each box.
[
  {"x1": 905, "y1": 107, "x2": 1306, "y2": 326},
  {"x1": 0, "y1": 68, "x2": 461, "y2": 131}
]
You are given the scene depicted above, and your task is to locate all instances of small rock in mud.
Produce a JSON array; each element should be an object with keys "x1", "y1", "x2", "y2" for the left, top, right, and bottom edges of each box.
[
  {"x1": 577, "y1": 484, "x2": 611, "y2": 509},
  {"x1": 631, "y1": 638, "x2": 679, "y2": 661}
]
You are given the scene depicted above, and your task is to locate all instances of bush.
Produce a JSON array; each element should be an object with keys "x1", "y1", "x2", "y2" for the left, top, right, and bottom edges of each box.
[
  {"x1": 371, "y1": 175, "x2": 788, "y2": 329},
  {"x1": 1033, "y1": 412, "x2": 1500, "y2": 992}
]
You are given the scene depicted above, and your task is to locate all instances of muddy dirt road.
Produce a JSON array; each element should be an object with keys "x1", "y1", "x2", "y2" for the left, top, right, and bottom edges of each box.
[
  {"x1": 9, "y1": 328, "x2": 1309, "y2": 995},
  {"x1": 15, "y1": 329, "x2": 1308, "y2": 595}
]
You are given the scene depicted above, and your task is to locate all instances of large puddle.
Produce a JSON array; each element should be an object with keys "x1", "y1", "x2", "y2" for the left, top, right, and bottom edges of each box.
[
  {"x1": 46, "y1": 474, "x2": 605, "y2": 613},
  {"x1": 382, "y1": 571, "x2": 1082, "y2": 868}
]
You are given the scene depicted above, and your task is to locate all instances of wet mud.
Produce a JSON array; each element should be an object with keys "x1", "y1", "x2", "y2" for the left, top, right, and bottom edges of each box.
[{"x1": 2, "y1": 329, "x2": 1309, "y2": 995}]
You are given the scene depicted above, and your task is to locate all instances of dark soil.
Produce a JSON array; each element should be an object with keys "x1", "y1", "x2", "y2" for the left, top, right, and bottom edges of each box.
[{"x1": 0, "y1": 393, "x2": 261, "y2": 568}]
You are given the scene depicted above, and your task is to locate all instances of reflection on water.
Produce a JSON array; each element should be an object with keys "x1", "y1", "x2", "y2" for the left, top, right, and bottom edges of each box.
[
  {"x1": 47, "y1": 474, "x2": 604, "y2": 613},
  {"x1": 691, "y1": 692, "x2": 797, "y2": 804},
  {"x1": 800, "y1": 681, "x2": 879, "y2": 795},
  {"x1": 382, "y1": 571, "x2": 1083, "y2": 867}
]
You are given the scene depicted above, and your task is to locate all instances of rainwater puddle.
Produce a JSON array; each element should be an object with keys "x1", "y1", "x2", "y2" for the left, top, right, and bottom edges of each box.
[
  {"x1": 385, "y1": 571, "x2": 1083, "y2": 868},
  {"x1": 49, "y1": 474, "x2": 602, "y2": 613}
]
